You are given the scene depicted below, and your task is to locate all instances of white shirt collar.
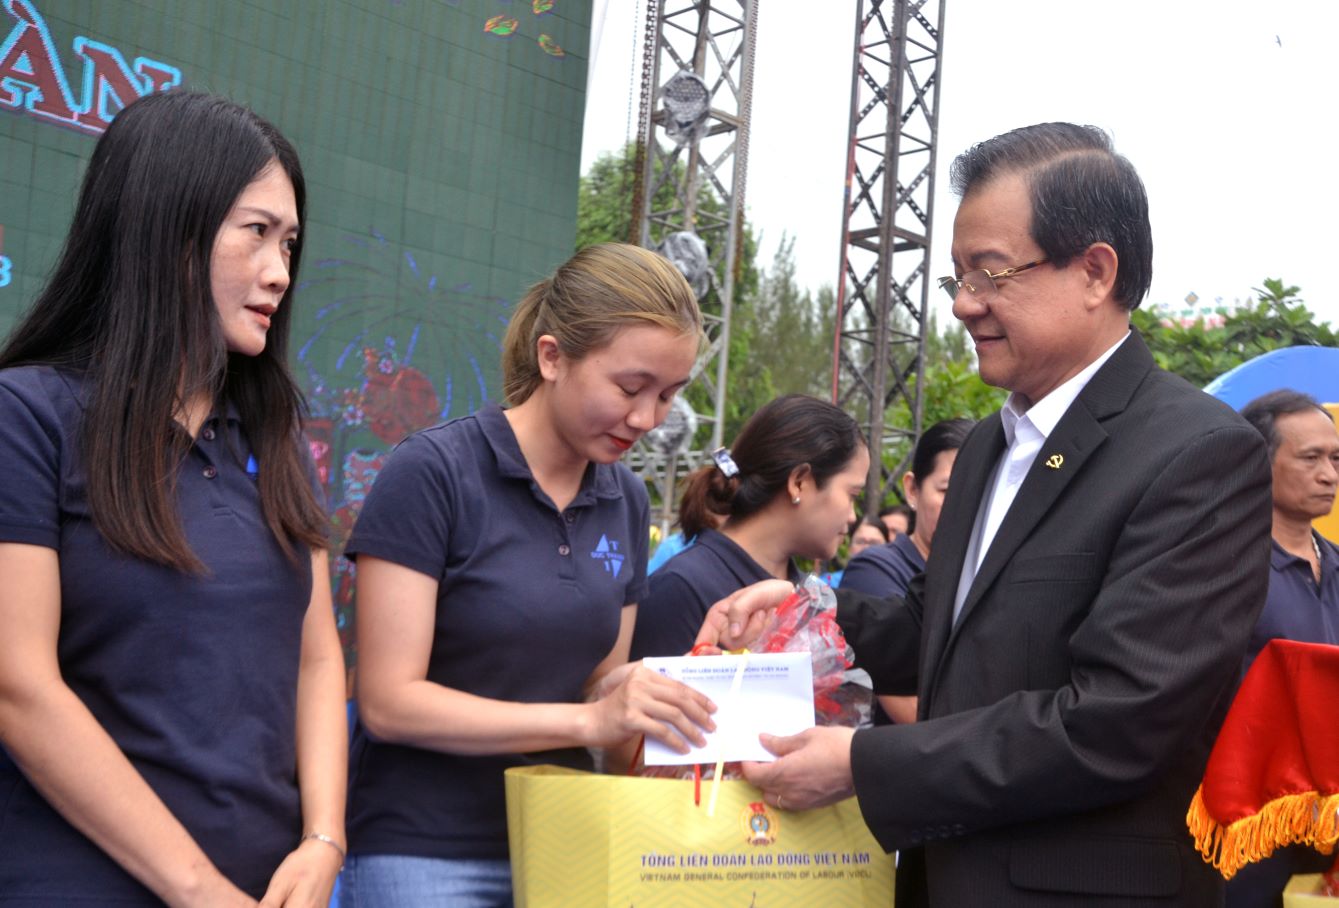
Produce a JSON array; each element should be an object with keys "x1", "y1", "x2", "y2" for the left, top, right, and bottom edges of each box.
[{"x1": 1001, "y1": 330, "x2": 1131, "y2": 445}]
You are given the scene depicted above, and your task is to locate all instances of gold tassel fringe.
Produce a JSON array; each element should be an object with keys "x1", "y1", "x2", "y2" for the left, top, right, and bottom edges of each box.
[{"x1": 1186, "y1": 787, "x2": 1339, "y2": 879}]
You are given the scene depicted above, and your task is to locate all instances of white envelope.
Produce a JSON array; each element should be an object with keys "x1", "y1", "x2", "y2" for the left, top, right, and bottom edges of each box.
[{"x1": 642, "y1": 652, "x2": 815, "y2": 765}]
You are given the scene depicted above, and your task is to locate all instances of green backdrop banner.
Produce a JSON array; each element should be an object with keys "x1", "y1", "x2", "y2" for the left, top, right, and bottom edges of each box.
[{"x1": 1, "y1": 0, "x2": 593, "y2": 677}]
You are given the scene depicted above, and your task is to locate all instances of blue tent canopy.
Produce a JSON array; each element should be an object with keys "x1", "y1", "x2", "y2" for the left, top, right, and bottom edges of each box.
[{"x1": 1203, "y1": 346, "x2": 1339, "y2": 410}]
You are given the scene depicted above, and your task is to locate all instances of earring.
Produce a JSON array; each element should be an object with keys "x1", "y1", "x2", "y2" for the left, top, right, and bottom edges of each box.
[{"x1": 791, "y1": 496, "x2": 801, "y2": 505}]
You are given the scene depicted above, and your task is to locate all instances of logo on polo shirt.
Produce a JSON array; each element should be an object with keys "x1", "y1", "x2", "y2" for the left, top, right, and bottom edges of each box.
[{"x1": 590, "y1": 534, "x2": 624, "y2": 578}]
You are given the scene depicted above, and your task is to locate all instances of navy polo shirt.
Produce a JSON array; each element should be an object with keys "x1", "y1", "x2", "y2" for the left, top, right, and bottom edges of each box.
[
  {"x1": 629, "y1": 528, "x2": 801, "y2": 660},
  {"x1": 344, "y1": 403, "x2": 649, "y2": 861},
  {"x1": 841, "y1": 534, "x2": 926, "y2": 723},
  {"x1": 0, "y1": 365, "x2": 313, "y2": 902},
  {"x1": 841, "y1": 533, "x2": 926, "y2": 600},
  {"x1": 1242, "y1": 534, "x2": 1339, "y2": 675}
]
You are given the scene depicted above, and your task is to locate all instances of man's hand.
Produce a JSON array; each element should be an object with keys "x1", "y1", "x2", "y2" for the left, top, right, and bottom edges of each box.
[
  {"x1": 741, "y1": 726, "x2": 857, "y2": 811},
  {"x1": 694, "y1": 579, "x2": 794, "y2": 650}
]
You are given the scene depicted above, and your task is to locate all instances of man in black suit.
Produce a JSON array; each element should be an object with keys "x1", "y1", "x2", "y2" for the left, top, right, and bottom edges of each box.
[{"x1": 700, "y1": 123, "x2": 1273, "y2": 905}]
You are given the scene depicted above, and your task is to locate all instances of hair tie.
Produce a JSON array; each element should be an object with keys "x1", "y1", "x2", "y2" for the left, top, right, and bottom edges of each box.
[{"x1": 711, "y1": 446, "x2": 739, "y2": 478}]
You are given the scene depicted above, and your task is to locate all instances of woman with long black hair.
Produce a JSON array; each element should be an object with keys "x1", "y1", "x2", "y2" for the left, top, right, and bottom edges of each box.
[{"x1": 0, "y1": 91, "x2": 346, "y2": 906}]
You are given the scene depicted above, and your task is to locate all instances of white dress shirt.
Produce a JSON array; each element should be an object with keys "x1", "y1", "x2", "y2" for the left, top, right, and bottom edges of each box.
[{"x1": 952, "y1": 331, "x2": 1131, "y2": 623}]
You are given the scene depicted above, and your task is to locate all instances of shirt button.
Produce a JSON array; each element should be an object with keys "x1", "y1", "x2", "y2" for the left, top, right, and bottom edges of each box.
[
  {"x1": 558, "y1": 544, "x2": 571, "y2": 556},
  {"x1": 564, "y1": 511, "x2": 575, "y2": 524},
  {"x1": 203, "y1": 466, "x2": 218, "y2": 479},
  {"x1": 201, "y1": 427, "x2": 216, "y2": 441}
]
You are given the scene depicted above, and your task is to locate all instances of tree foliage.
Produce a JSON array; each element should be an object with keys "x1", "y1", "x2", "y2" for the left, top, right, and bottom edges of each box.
[
  {"x1": 575, "y1": 144, "x2": 759, "y2": 299},
  {"x1": 1132, "y1": 278, "x2": 1335, "y2": 388},
  {"x1": 864, "y1": 313, "x2": 1004, "y2": 509},
  {"x1": 740, "y1": 237, "x2": 833, "y2": 376},
  {"x1": 575, "y1": 145, "x2": 648, "y2": 251}
]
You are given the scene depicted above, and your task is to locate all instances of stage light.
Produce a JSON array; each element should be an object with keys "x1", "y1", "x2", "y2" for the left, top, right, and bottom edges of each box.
[
  {"x1": 657, "y1": 230, "x2": 710, "y2": 300},
  {"x1": 661, "y1": 70, "x2": 711, "y2": 144}
]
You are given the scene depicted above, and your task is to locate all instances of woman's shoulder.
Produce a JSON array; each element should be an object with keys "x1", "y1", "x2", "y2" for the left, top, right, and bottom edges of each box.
[
  {"x1": 645, "y1": 545, "x2": 716, "y2": 605},
  {"x1": 843, "y1": 534, "x2": 923, "y2": 593},
  {"x1": 0, "y1": 362, "x2": 84, "y2": 394},
  {"x1": 405, "y1": 407, "x2": 487, "y2": 443},
  {"x1": 386, "y1": 409, "x2": 491, "y2": 469},
  {"x1": 654, "y1": 529, "x2": 754, "y2": 584},
  {"x1": 890, "y1": 533, "x2": 925, "y2": 569},
  {"x1": 0, "y1": 364, "x2": 88, "y2": 427},
  {"x1": 654, "y1": 534, "x2": 715, "y2": 574},
  {"x1": 857, "y1": 533, "x2": 921, "y2": 566}
]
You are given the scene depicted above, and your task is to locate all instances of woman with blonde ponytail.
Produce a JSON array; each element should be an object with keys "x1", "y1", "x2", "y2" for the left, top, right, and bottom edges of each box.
[
  {"x1": 631, "y1": 394, "x2": 870, "y2": 660},
  {"x1": 342, "y1": 243, "x2": 717, "y2": 906}
]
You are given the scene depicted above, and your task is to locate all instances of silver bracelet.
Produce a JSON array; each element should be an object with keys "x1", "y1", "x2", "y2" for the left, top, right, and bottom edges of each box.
[{"x1": 301, "y1": 831, "x2": 347, "y2": 867}]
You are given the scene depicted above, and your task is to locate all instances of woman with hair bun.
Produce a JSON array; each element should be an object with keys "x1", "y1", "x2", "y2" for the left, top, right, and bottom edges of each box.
[
  {"x1": 630, "y1": 394, "x2": 869, "y2": 660},
  {"x1": 343, "y1": 242, "x2": 717, "y2": 906},
  {"x1": 0, "y1": 91, "x2": 345, "y2": 905}
]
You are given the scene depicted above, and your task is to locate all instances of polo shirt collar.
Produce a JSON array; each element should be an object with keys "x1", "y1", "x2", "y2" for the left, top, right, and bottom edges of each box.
[
  {"x1": 891, "y1": 531, "x2": 926, "y2": 571},
  {"x1": 698, "y1": 529, "x2": 803, "y2": 585},
  {"x1": 1001, "y1": 330, "x2": 1131, "y2": 445},
  {"x1": 475, "y1": 403, "x2": 623, "y2": 501},
  {"x1": 195, "y1": 400, "x2": 244, "y2": 452},
  {"x1": 220, "y1": 396, "x2": 242, "y2": 424},
  {"x1": 1270, "y1": 533, "x2": 1339, "y2": 578},
  {"x1": 51, "y1": 368, "x2": 242, "y2": 433},
  {"x1": 55, "y1": 367, "x2": 92, "y2": 410}
]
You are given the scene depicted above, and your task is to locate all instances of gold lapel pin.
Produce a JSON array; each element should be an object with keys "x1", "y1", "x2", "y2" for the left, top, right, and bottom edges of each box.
[{"x1": 1045, "y1": 454, "x2": 1064, "y2": 470}]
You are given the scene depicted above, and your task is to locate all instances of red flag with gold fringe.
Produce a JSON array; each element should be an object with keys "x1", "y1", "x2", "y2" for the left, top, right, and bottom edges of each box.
[{"x1": 1187, "y1": 638, "x2": 1339, "y2": 889}]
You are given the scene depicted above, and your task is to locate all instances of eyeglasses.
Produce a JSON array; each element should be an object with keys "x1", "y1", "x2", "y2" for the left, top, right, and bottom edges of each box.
[{"x1": 937, "y1": 259, "x2": 1049, "y2": 302}]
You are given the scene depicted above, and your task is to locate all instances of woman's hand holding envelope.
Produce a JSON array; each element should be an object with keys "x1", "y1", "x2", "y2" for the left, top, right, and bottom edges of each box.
[{"x1": 581, "y1": 661, "x2": 717, "y2": 754}]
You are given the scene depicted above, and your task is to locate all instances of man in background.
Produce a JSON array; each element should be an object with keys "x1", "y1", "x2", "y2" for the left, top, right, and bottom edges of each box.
[{"x1": 1228, "y1": 390, "x2": 1339, "y2": 907}]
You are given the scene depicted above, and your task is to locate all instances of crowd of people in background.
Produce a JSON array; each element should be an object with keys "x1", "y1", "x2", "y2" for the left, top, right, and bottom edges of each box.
[{"x1": 2, "y1": 89, "x2": 1336, "y2": 908}]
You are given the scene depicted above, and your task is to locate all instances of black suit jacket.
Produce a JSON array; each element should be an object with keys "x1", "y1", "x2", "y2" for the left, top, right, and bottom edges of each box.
[{"x1": 839, "y1": 332, "x2": 1273, "y2": 906}]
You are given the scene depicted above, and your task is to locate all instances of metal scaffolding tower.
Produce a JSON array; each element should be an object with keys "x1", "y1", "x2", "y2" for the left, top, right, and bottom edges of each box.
[
  {"x1": 832, "y1": 0, "x2": 946, "y2": 508},
  {"x1": 627, "y1": 0, "x2": 758, "y2": 530}
]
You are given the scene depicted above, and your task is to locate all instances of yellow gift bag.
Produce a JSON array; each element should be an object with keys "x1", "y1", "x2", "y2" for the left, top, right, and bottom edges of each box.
[{"x1": 505, "y1": 764, "x2": 894, "y2": 907}]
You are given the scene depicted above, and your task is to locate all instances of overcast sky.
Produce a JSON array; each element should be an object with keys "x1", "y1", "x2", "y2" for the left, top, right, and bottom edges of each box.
[{"x1": 583, "y1": 1, "x2": 1339, "y2": 329}]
